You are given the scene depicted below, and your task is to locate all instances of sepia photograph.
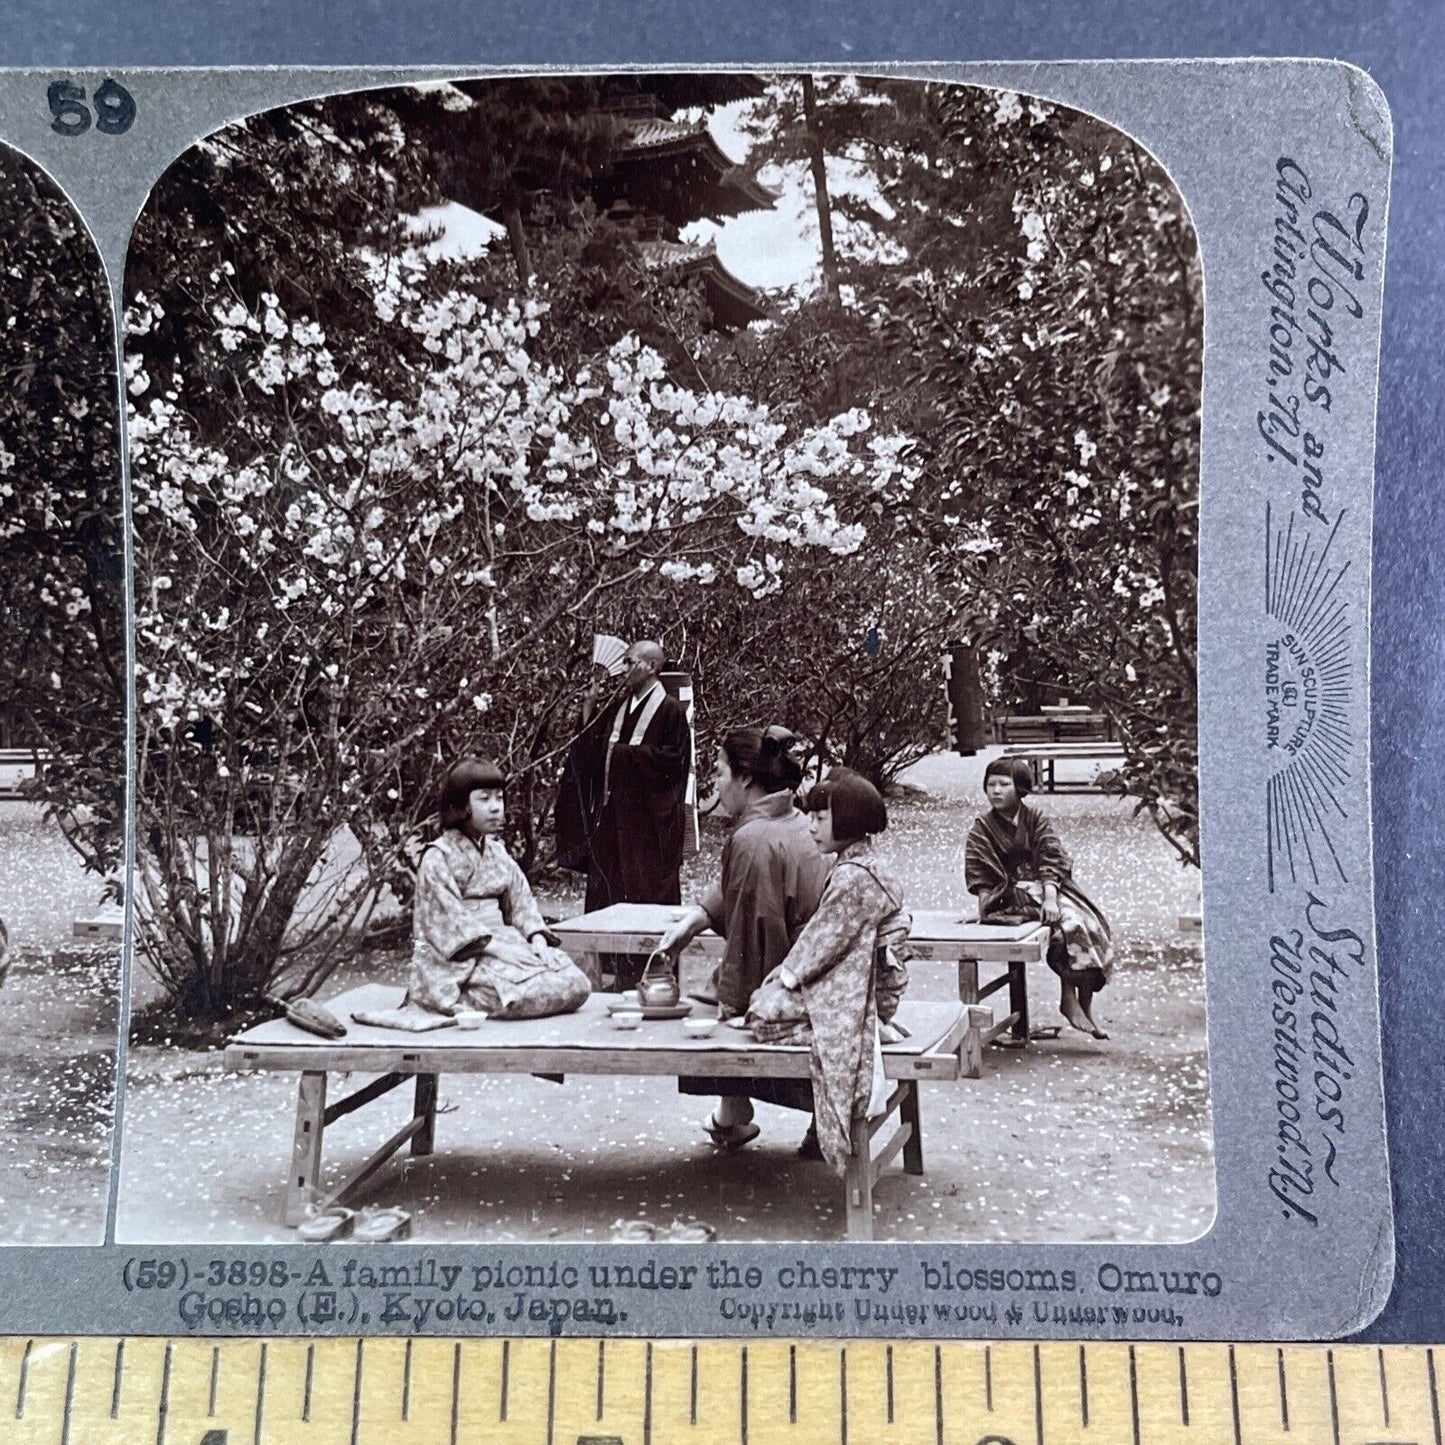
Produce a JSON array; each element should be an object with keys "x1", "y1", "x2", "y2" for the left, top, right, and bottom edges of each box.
[
  {"x1": 0, "y1": 142, "x2": 125, "y2": 1243},
  {"x1": 115, "y1": 72, "x2": 1210, "y2": 1246}
]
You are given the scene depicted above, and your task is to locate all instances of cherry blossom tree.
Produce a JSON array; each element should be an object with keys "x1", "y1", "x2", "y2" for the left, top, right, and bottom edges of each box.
[
  {"x1": 0, "y1": 146, "x2": 125, "y2": 882},
  {"x1": 129, "y1": 248, "x2": 907, "y2": 1014}
]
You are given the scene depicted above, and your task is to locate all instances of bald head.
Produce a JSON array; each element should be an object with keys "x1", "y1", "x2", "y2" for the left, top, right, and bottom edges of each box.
[{"x1": 622, "y1": 639, "x2": 665, "y2": 697}]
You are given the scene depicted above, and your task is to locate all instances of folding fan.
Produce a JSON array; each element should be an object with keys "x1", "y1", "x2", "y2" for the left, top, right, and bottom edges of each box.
[{"x1": 591, "y1": 633, "x2": 628, "y2": 676}]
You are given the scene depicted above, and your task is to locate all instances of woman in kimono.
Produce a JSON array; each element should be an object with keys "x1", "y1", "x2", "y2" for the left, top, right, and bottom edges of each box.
[
  {"x1": 656, "y1": 726, "x2": 830, "y2": 1149},
  {"x1": 407, "y1": 758, "x2": 591, "y2": 1020},
  {"x1": 746, "y1": 771, "x2": 911, "y2": 1170},
  {"x1": 965, "y1": 755, "x2": 1112, "y2": 1039}
]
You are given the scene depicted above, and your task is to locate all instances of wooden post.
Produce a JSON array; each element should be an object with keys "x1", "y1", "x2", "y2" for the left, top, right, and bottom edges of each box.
[
  {"x1": 843, "y1": 1116, "x2": 874, "y2": 1241},
  {"x1": 413, "y1": 1073, "x2": 438, "y2": 1156},
  {"x1": 1009, "y1": 960, "x2": 1031, "y2": 1042},
  {"x1": 661, "y1": 668, "x2": 700, "y2": 857},
  {"x1": 960, "y1": 1006, "x2": 991, "y2": 1080},
  {"x1": 286, "y1": 1072, "x2": 327, "y2": 1226},
  {"x1": 955, "y1": 956, "x2": 979, "y2": 1004},
  {"x1": 900, "y1": 1081, "x2": 924, "y2": 1176}
]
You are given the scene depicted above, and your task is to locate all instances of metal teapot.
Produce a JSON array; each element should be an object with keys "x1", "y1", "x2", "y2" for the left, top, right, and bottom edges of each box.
[{"x1": 638, "y1": 949, "x2": 681, "y2": 1009}]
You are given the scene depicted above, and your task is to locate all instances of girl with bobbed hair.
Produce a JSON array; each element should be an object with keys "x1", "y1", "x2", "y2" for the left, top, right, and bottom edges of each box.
[
  {"x1": 744, "y1": 769, "x2": 914, "y2": 1170},
  {"x1": 657, "y1": 725, "x2": 831, "y2": 1149},
  {"x1": 406, "y1": 758, "x2": 591, "y2": 1020},
  {"x1": 965, "y1": 755, "x2": 1112, "y2": 1038}
]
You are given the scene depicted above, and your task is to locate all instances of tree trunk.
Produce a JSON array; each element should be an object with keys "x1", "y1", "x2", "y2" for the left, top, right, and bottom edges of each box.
[
  {"x1": 801, "y1": 75, "x2": 840, "y2": 301},
  {"x1": 501, "y1": 198, "x2": 533, "y2": 288}
]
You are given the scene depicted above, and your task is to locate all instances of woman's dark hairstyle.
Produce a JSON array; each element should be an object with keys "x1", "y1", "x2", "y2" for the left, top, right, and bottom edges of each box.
[
  {"x1": 721, "y1": 725, "x2": 805, "y2": 794},
  {"x1": 804, "y1": 768, "x2": 888, "y2": 844},
  {"x1": 983, "y1": 755, "x2": 1035, "y2": 799},
  {"x1": 438, "y1": 756, "x2": 507, "y2": 830}
]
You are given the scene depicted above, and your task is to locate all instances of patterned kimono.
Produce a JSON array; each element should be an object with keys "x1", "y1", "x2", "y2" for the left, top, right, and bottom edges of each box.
[
  {"x1": 964, "y1": 802, "x2": 1112, "y2": 986},
  {"x1": 407, "y1": 830, "x2": 591, "y2": 1019},
  {"x1": 746, "y1": 842, "x2": 911, "y2": 1174}
]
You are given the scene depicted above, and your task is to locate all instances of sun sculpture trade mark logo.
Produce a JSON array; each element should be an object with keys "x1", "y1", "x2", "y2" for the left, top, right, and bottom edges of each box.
[{"x1": 1265, "y1": 504, "x2": 1353, "y2": 892}]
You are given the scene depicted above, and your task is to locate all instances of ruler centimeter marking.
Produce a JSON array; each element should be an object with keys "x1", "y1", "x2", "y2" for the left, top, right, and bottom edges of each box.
[
  {"x1": 108, "y1": 1342, "x2": 122, "y2": 1420},
  {"x1": 450, "y1": 1342, "x2": 461, "y2": 1445},
  {"x1": 1228, "y1": 1344, "x2": 1241, "y2": 1445},
  {"x1": 500, "y1": 1339, "x2": 509, "y2": 1422},
  {"x1": 1430, "y1": 1348, "x2": 1443, "y2": 1445},
  {"x1": 1328, "y1": 1350, "x2": 1341, "y2": 1445},
  {"x1": 2, "y1": 1339, "x2": 1445, "y2": 1444},
  {"x1": 642, "y1": 1341, "x2": 652, "y2": 1445},
  {"x1": 885, "y1": 1343, "x2": 893, "y2": 1425},
  {"x1": 1034, "y1": 1344, "x2": 1045, "y2": 1445},
  {"x1": 56, "y1": 1347, "x2": 73, "y2": 1445},
  {"x1": 739, "y1": 1344, "x2": 748, "y2": 1445},
  {"x1": 348, "y1": 1338, "x2": 361, "y2": 1445},
  {"x1": 15, "y1": 1338, "x2": 30, "y2": 1419},
  {"x1": 156, "y1": 1342, "x2": 171, "y2": 1445},
  {"x1": 1130, "y1": 1344, "x2": 1142, "y2": 1445},
  {"x1": 935, "y1": 1343, "x2": 945, "y2": 1445},
  {"x1": 252, "y1": 1344, "x2": 266, "y2": 1445}
]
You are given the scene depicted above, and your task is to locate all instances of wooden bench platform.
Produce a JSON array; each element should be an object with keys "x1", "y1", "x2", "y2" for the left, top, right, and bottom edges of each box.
[
  {"x1": 552, "y1": 904, "x2": 1049, "y2": 1049},
  {"x1": 1000, "y1": 741, "x2": 1127, "y2": 793},
  {"x1": 72, "y1": 905, "x2": 124, "y2": 941},
  {"x1": 225, "y1": 985, "x2": 991, "y2": 1241},
  {"x1": 996, "y1": 713, "x2": 1113, "y2": 744}
]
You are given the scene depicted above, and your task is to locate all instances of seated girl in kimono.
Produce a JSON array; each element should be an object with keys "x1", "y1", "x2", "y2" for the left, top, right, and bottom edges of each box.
[
  {"x1": 745, "y1": 770, "x2": 912, "y2": 1170},
  {"x1": 965, "y1": 755, "x2": 1112, "y2": 1038},
  {"x1": 406, "y1": 758, "x2": 591, "y2": 1020}
]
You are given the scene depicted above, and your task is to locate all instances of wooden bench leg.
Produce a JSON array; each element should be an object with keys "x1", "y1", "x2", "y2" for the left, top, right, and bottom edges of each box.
[
  {"x1": 844, "y1": 1116, "x2": 874, "y2": 1241},
  {"x1": 1009, "y1": 960, "x2": 1031, "y2": 1043},
  {"x1": 413, "y1": 1073, "x2": 438, "y2": 1156},
  {"x1": 900, "y1": 1081, "x2": 924, "y2": 1176},
  {"x1": 286, "y1": 1071, "x2": 327, "y2": 1226}
]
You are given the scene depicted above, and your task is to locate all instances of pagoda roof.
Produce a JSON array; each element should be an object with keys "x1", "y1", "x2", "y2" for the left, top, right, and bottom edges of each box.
[
  {"x1": 599, "y1": 73, "x2": 768, "y2": 116},
  {"x1": 639, "y1": 238, "x2": 772, "y2": 330},
  {"x1": 594, "y1": 117, "x2": 778, "y2": 229}
]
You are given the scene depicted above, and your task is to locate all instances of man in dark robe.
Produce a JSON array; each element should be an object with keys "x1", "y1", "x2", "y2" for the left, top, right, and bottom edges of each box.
[{"x1": 556, "y1": 641, "x2": 690, "y2": 984}]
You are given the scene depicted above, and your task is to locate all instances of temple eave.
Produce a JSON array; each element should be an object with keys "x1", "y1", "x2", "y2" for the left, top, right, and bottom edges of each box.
[{"x1": 640, "y1": 243, "x2": 771, "y2": 328}]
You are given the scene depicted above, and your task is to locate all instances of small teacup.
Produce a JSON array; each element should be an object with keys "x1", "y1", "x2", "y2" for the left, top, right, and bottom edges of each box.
[
  {"x1": 454, "y1": 1009, "x2": 488, "y2": 1030},
  {"x1": 612, "y1": 1010, "x2": 643, "y2": 1031}
]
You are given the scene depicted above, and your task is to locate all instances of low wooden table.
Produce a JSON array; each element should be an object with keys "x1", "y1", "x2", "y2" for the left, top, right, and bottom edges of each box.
[
  {"x1": 552, "y1": 904, "x2": 1048, "y2": 1047},
  {"x1": 225, "y1": 985, "x2": 991, "y2": 1241},
  {"x1": 1000, "y1": 740, "x2": 1126, "y2": 793}
]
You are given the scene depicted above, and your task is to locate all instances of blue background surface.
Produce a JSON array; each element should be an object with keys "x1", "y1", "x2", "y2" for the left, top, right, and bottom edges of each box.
[{"x1": 2, "y1": 0, "x2": 1440, "y2": 1341}]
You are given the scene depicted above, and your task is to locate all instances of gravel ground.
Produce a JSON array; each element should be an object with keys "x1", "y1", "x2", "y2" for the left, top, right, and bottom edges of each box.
[
  {"x1": 0, "y1": 803, "x2": 120, "y2": 1244},
  {"x1": 117, "y1": 750, "x2": 1214, "y2": 1245}
]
